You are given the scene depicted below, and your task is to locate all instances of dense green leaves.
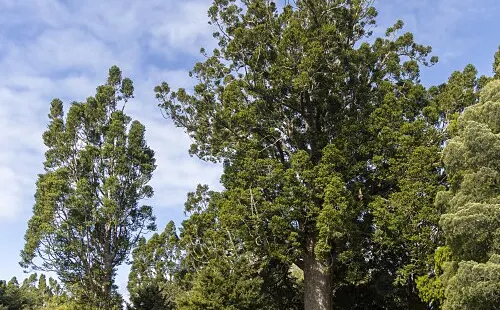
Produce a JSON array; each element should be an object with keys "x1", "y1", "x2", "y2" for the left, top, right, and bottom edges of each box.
[
  {"x1": 21, "y1": 66, "x2": 156, "y2": 309},
  {"x1": 128, "y1": 221, "x2": 180, "y2": 310},
  {"x1": 0, "y1": 274, "x2": 68, "y2": 310},
  {"x1": 435, "y1": 71, "x2": 500, "y2": 310},
  {"x1": 443, "y1": 256, "x2": 500, "y2": 309},
  {"x1": 127, "y1": 185, "x2": 302, "y2": 309}
]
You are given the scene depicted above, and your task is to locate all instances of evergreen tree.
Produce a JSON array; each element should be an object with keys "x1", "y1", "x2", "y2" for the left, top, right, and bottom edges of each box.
[
  {"x1": 433, "y1": 51, "x2": 500, "y2": 310},
  {"x1": 155, "y1": 0, "x2": 449, "y2": 308},
  {"x1": 128, "y1": 221, "x2": 180, "y2": 310},
  {"x1": 175, "y1": 185, "x2": 302, "y2": 309},
  {"x1": 0, "y1": 274, "x2": 67, "y2": 310},
  {"x1": 128, "y1": 186, "x2": 302, "y2": 309},
  {"x1": 21, "y1": 66, "x2": 156, "y2": 309}
]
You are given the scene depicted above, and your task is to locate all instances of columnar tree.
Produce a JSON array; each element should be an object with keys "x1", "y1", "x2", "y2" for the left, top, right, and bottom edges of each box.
[
  {"x1": 155, "y1": 0, "x2": 445, "y2": 309},
  {"x1": 21, "y1": 66, "x2": 156, "y2": 309}
]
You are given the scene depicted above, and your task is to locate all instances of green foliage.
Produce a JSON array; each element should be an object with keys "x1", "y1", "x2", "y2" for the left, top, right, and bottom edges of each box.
[
  {"x1": 413, "y1": 61, "x2": 489, "y2": 309},
  {"x1": 128, "y1": 221, "x2": 180, "y2": 310},
  {"x1": 154, "y1": 0, "x2": 454, "y2": 308},
  {"x1": 494, "y1": 47, "x2": 500, "y2": 78},
  {"x1": 21, "y1": 66, "x2": 156, "y2": 309},
  {"x1": 443, "y1": 256, "x2": 500, "y2": 309},
  {"x1": 128, "y1": 186, "x2": 302, "y2": 309},
  {"x1": 174, "y1": 187, "x2": 303, "y2": 309},
  {"x1": 416, "y1": 246, "x2": 452, "y2": 307},
  {"x1": 175, "y1": 257, "x2": 265, "y2": 310},
  {"x1": 424, "y1": 64, "x2": 484, "y2": 136},
  {"x1": 0, "y1": 274, "x2": 68, "y2": 310},
  {"x1": 434, "y1": 59, "x2": 500, "y2": 309}
]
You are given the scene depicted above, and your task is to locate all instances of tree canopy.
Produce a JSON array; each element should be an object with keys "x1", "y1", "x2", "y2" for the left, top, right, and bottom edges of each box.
[
  {"x1": 152, "y1": 0, "x2": 474, "y2": 308},
  {"x1": 21, "y1": 66, "x2": 156, "y2": 309},
  {"x1": 436, "y1": 58, "x2": 500, "y2": 310}
]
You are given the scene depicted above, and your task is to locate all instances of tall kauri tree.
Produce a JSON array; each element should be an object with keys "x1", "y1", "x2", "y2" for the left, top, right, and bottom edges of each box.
[
  {"x1": 156, "y1": 1, "x2": 444, "y2": 308},
  {"x1": 21, "y1": 66, "x2": 156, "y2": 309},
  {"x1": 433, "y1": 52, "x2": 500, "y2": 310}
]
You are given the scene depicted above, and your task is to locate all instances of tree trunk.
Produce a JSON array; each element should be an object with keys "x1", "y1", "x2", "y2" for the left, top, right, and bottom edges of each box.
[
  {"x1": 304, "y1": 234, "x2": 333, "y2": 310},
  {"x1": 101, "y1": 224, "x2": 114, "y2": 309},
  {"x1": 102, "y1": 265, "x2": 113, "y2": 308}
]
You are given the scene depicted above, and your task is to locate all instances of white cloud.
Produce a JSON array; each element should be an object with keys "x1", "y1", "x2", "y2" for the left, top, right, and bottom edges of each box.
[
  {"x1": 0, "y1": 0, "x2": 221, "y2": 295},
  {"x1": 0, "y1": 166, "x2": 24, "y2": 219},
  {"x1": 147, "y1": 1, "x2": 215, "y2": 55},
  {"x1": 374, "y1": 0, "x2": 500, "y2": 85},
  {"x1": 375, "y1": 0, "x2": 465, "y2": 60}
]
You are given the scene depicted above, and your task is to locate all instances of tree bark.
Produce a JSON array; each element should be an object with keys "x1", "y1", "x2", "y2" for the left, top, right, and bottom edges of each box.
[{"x1": 304, "y1": 234, "x2": 333, "y2": 310}]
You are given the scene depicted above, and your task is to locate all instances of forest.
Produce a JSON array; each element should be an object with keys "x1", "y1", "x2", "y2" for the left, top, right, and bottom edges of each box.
[{"x1": 1, "y1": 0, "x2": 500, "y2": 309}]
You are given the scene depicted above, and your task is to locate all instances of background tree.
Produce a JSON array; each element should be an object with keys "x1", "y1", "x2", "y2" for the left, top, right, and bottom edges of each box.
[
  {"x1": 414, "y1": 63, "x2": 489, "y2": 309},
  {"x1": 432, "y1": 52, "x2": 500, "y2": 310},
  {"x1": 174, "y1": 185, "x2": 302, "y2": 310},
  {"x1": 0, "y1": 277, "x2": 26, "y2": 310},
  {"x1": 155, "y1": 0, "x2": 449, "y2": 308},
  {"x1": 0, "y1": 274, "x2": 68, "y2": 310},
  {"x1": 21, "y1": 66, "x2": 156, "y2": 309},
  {"x1": 127, "y1": 186, "x2": 302, "y2": 309},
  {"x1": 127, "y1": 221, "x2": 180, "y2": 310}
]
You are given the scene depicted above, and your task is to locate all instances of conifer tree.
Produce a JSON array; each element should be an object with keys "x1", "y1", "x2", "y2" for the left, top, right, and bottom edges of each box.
[
  {"x1": 128, "y1": 221, "x2": 180, "y2": 310},
  {"x1": 21, "y1": 66, "x2": 156, "y2": 309},
  {"x1": 155, "y1": 1, "x2": 451, "y2": 308}
]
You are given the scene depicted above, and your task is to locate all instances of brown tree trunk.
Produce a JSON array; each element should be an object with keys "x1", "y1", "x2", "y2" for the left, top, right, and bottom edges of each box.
[{"x1": 304, "y1": 234, "x2": 333, "y2": 310}]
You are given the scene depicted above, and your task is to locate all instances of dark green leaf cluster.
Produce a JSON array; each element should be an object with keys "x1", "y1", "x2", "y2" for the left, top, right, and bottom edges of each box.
[
  {"x1": 128, "y1": 186, "x2": 302, "y2": 309},
  {"x1": 128, "y1": 221, "x2": 180, "y2": 310}
]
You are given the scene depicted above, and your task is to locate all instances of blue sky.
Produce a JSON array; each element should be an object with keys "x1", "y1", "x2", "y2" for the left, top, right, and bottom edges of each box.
[{"x1": 0, "y1": 0, "x2": 498, "y2": 298}]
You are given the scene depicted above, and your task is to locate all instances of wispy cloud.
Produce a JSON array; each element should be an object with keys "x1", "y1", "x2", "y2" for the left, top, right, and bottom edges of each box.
[
  {"x1": 0, "y1": 0, "x2": 220, "y2": 224},
  {"x1": 0, "y1": 0, "x2": 222, "y2": 295}
]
